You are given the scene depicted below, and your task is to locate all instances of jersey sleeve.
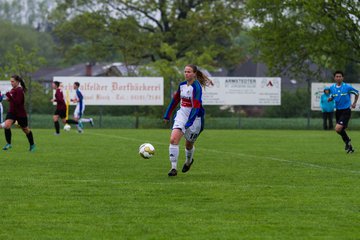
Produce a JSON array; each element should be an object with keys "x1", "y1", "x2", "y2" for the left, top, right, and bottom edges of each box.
[
  {"x1": 163, "y1": 86, "x2": 181, "y2": 120},
  {"x1": 348, "y1": 85, "x2": 359, "y2": 95},
  {"x1": 185, "y1": 82, "x2": 202, "y2": 128}
]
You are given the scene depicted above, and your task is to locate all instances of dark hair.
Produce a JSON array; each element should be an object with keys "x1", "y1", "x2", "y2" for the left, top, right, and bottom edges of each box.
[
  {"x1": 11, "y1": 75, "x2": 27, "y2": 93},
  {"x1": 53, "y1": 81, "x2": 61, "y2": 88},
  {"x1": 74, "y1": 82, "x2": 80, "y2": 87},
  {"x1": 333, "y1": 70, "x2": 344, "y2": 77},
  {"x1": 186, "y1": 64, "x2": 214, "y2": 87}
]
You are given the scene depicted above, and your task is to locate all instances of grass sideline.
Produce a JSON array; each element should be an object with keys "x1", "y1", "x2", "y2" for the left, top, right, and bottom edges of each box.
[{"x1": 0, "y1": 129, "x2": 359, "y2": 239}]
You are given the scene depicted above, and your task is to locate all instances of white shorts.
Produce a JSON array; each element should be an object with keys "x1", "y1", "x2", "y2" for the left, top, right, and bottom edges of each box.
[
  {"x1": 74, "y1": 104, "x2": 85, "y2": 119},
  {"x1": 173, "y1": 109, "x2": 203, "y2": 143}
]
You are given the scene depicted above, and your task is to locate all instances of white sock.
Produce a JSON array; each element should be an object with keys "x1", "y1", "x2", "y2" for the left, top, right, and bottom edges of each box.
[
  {"x1": 185, "y1": 146, "x2": 195, "y2": 165},
  {"x1": 169, "y1": 144, "x2": 179, "y2": 169},
  {"x1": 80, "y1": 118, "x2": 91, "y2": 123},
  {"x1": 0, "y1": 122, "x2": 5, "y2": 128}
]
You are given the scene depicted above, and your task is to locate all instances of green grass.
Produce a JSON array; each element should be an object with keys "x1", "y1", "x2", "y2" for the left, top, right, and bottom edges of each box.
[{"x1": 0, "y1": 128, "x2": 359, "y2": 239}]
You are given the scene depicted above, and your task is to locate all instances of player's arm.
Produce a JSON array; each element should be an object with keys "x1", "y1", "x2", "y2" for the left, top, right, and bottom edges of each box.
[
  {"x1": 350, "y1": 86, "x2": 359, "y2": 109},
  {"x1": 163, "y1": 87, "x2": 180, "y2": 122}
]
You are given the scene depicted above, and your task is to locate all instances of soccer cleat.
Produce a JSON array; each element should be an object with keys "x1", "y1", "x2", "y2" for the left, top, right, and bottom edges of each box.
[
  {"x1": 77, "y1": 127, "x2": 84, "y2": 133},
  {"x1": 29, "y1": 144, "x2": 36, "y2": 152},
  {"x1": 54, "y1": 133, "x2": 60, "y2": 136},
  {"x1": 168, "y1": 169, "x2": 178, "y2": 177},
  {"x1": 347, "y1": 145, "x2": 354, "y2": 154},
  {"x1": 89, "y1": 118, "x2": 94, "y2": 127},
  {"x1": 3, "y1": 143, "x2": 12, "y2": 150},
  {"x1": 182, "y1": 158, "x2": 194, "y2": 173}
]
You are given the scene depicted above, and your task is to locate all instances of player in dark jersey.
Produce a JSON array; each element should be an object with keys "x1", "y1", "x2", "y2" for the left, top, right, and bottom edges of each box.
[
  {"x1": 0, "y1": 75, "x2": 35, "y2": 151},
  {"x1": 51, "y1": 81, "x2": 83, "y2": 135}
]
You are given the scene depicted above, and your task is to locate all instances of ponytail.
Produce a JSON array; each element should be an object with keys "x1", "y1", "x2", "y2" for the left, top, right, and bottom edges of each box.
[
  {"x1": 11, "y1": 75, "x2": 27, "y2": 93},
  {"x1": 186, "y1": 64, "x2": 214, "y2": 88}
]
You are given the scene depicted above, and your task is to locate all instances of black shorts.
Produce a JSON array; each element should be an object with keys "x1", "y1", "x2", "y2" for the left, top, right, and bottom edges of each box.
[
  {"x1": 335, "y1": 108, "x2": 351, "y2": 128},
  {"x1": 54, "y1": 109, "x2": 66, "y2": 119},
  {"x1": 6, "y1": 112, "x2": 28, "y2": 128}
]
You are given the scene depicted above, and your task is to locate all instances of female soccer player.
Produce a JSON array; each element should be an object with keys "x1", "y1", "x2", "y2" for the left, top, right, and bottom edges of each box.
[
  {"x1": 328, "y1": 70, "x2": 359, "y2": 153},
  {"x1": 163, "y1": 64, "x2": 213, "y2": 176},
  {"x1": 69, "y1": 82, "x2": 94, "y2": 131},
  {"x1": 0, "y1": 75, "x2": 35, "y2": 151},
  {"x1": 51, "y1": 81, "x2": 83, "y2": 134}
]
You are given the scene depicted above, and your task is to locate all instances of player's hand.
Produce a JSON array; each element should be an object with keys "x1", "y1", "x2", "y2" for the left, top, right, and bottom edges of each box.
[
  {"x1": 163, "y1": 119, "x2": 169, "y2": 124},
  {"x1": 50, "y1": 99, "x2": 55, "y2": 102},
  {"x1": 351, "y1": 103, "x2": 357, "y2": 109}
]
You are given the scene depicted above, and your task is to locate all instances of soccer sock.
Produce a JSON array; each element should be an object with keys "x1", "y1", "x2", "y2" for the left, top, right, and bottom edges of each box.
[
  {"x1": 54, "y1": 121, "x2": 60, "y2": 134},
  {"x1": 185, "y1": 146, "x2": 195, "y2": 165},
  {"x1": 338, "y1": 129, "x2": 350, "y2": 144},
  {"x1": 26, "y1": 131, "x2": 34, "y2": 146},
  {"x1": 80, "y1": 118, "x2": 91, "y2": 123},
  {"x1": 66, "y1": 119, "x2": 78, "y2": 124},
  {"x1": 169, "y1": 144, "x2": 179, "y2": 169},
  {"x1": 5, "y1": 128, "x2": 11, "y2": 144}
]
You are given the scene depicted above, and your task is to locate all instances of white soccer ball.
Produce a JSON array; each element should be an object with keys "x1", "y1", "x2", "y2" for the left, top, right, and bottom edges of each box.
[
  {"x1": 139, "y1": 143, "x2": 155, "y2": 159},
  {"x1": 64, "y1": 124, "x2": 71, "y2": 131}
]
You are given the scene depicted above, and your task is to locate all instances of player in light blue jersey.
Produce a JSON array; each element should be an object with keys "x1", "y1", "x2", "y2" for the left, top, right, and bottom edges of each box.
[
  {"x1": 328, "y1": 70, "x2": 359, "y2": 153},
  {"x1": 163, "y1": 64, "x2": 213, "y2": 177}
]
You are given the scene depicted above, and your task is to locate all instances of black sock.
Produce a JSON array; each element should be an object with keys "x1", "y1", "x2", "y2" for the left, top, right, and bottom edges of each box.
[
  {"x1": 66, "y1": 119, "x2": 78, "y2": 124},
  {"x1": 338, "y1": 129, "x2": 350, "y2": 144},
  {"x1": 55, "y1": 121, "x2": 60, "y2": 133},
  {"x1": 5, "y1": 128, "x2": 11, "y2": 144},
  {"x1": 26, "y1": 131, "x2": 34, "y2": 146}
]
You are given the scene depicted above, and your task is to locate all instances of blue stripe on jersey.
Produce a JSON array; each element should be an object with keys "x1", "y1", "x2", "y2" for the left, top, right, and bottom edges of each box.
[
  {"x1": 185, "y1": 80, "x2": 204, "y2": 128},
  {"x1": 77, "y1": 89, "x2": 84, "y2": 117}
]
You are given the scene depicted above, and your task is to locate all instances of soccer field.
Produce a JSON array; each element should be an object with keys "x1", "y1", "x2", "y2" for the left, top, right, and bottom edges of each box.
[{"x1": 0, "y1": 129, "x2": 359, "y2": 239}]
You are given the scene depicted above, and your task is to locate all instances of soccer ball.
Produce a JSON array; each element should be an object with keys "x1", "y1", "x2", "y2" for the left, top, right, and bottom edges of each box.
[
  {"x1": 64, "y1": 124, "x2": 71, "y2": 131},
  {"x1": 139, "y1": 143, "x2": 155, "y2": 159}
]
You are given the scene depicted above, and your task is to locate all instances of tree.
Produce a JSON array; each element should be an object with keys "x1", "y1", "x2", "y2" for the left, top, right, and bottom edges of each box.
[
  {"x1": 246, "y1": 0, "x2": 360, "y2": 79},
  {"x1": 52, "y1": 0, "x2": 246, "y2": 72},
  {"x1": 0, "y1": 45, "x2": 47, "y2": 125},
  {"x1": 0, "y1": 20, "x2": 60, "y2": 66}
]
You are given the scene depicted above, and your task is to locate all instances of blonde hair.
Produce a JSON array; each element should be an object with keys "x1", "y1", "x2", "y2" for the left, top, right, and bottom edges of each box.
[{"x1": 186, "y1": 64, "x2": 214, "y2": 87}]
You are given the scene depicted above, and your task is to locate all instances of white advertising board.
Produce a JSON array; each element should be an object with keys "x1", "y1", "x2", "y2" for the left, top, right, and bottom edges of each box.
[
  {"x1": 202, "y1": 77, "x2": 281, "y2": 105},
  {"x1": 0, "y1": 81, "x2": 12, "y2": 93},
  {"x1": 311, "y1": 82, "x2": 360, "y2": 111},
  {"x1": 53, "y1": 77, "x2": 164, "y2": 106}
]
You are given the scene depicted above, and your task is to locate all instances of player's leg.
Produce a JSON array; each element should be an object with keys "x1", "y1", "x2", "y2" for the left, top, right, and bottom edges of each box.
[
  {"x1": 0, "y1": 116, "x2": 14, "y2": 150},
  {"x1": 168, "y1": 128, "x2": 183, "y2": 176},
  {"x1": 182, "y1": 117, "x2": 203, "y2": 173},
  {"x1": 19, "y1": 117, "x2": 35, "y2": 152},
  {"x1": 335, "y1": 109, "x2": 353, "y2": 153},
  {"x1": 53, "y1": 113, "x2": 60, "y2": 135},
  {"x1": 329, "y1": 112, "x2": 334, "y2": 130}
]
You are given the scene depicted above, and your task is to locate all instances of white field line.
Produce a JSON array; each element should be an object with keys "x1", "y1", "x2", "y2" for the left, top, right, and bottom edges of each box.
[{"x1": 87, "y1": 132, "x2": 360, "y2": 175}]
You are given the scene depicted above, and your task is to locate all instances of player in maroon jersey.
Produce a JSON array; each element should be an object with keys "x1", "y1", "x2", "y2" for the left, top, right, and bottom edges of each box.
[
  {"x1": 0, "y1": 75, "x2": 35, "y2": 151},
  {"x1": 51, "y1": 81, "x2": 82, "y2": 134}
]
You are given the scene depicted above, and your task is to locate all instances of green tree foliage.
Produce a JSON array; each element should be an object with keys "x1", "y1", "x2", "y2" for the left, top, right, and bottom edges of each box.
[
  {"x1": 52, "y1": 0, "x2": 245, "y2": 72},
  {"x1": 264, "y1": 88, "x2": 309, "y2": 118},
  {"x1": 0, "y1": 45, "x2": 50, "y2": 122},
  {"x1": 246, "y1": 0, "x2": 360, "y2": 78},
  {"x1": 0, "y1": 20, "x2": 59, "y2": 66},
  {"x1": 0, "y1": 0, "x2": 54, "y2": 31}
]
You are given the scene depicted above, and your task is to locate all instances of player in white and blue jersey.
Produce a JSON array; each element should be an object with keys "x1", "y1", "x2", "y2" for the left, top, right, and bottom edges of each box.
[
  {"x1": 69, "y1": 82, "x2": 94, "y2": 133},
  {"x1": 328, "y1": 70, "x2": 359, "y2": 153},
  {"x1": 163, "y1": 64, "x2": 213, "y2": 176}
]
